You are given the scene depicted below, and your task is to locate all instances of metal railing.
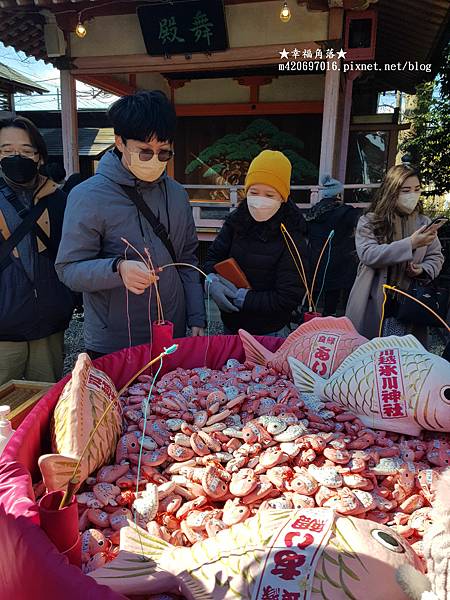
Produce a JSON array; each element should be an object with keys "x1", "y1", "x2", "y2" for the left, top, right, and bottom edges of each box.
[{"x1": 183, "y1": 183, "x2": 380, "y2": 237}]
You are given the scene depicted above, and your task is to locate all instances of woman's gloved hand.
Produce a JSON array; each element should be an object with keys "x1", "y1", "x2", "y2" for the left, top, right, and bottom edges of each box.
[
  {"x1": 233, "y1": 288, "x2": 249, "y2": 310},
  {"x1": 205, "y1": 274, "x2": 239, "y2": 313}
]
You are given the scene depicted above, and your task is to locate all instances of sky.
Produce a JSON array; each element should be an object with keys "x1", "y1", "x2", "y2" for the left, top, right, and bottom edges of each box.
[{"x1": 0, "y1": 41, "x2": 118, "y2": 111}]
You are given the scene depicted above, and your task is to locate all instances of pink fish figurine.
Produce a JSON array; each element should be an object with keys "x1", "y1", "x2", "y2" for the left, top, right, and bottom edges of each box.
[
  {"x1": 290, "y1": 335, "x2": 450, "y2": 436},
  {"x1": 39, "y1": 353, "x2": 122, "y2": 492},
  {"x1": 88, "y1": 507, "x2": 423, "y2": 600},
  {"x1": 239, "y1": 317, "x2": 367, "y2": 378}
]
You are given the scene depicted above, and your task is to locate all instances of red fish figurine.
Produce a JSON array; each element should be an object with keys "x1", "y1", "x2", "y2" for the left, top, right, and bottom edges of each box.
[{"x1": 240, "y1": 316, "x2": 367, "y2": 379}]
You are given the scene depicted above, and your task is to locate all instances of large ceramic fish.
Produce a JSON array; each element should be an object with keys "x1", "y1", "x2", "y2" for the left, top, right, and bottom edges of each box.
[
  {"x1": 239, "y1": 317, "x2": 367, "y2": 378},
  {"x1": 39, "y1": 353, "x2": 122, "y2": 492},
  {"x1": 89, "y1": 508, "x2": 423, "y2": 600},
  {"x1": 290, "y1": 335, "x2": 450, "y2": 436}
]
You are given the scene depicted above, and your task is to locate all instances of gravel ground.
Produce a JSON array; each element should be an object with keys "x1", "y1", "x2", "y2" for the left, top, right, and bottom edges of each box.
[
  {"x1": 63, "y1": 308, "x2": 225, "y2": 375},
  {"x1": 63, "y1": 306, "x2": 448, "y2": 375}
]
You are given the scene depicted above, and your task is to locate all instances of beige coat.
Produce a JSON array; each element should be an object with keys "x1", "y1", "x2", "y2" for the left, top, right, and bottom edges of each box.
[{"x1": 345, "y1": 213, "x2": 444, "y2": 339}]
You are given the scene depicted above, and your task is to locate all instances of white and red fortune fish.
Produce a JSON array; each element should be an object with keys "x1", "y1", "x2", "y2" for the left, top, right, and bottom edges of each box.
[
  {"x1": 39, "y1": 353, "x2": 122, "y2": 492},
  {"x1": 239, "y1": 317, "x2": 367, "y2": 379},
  {"x1": 88, "y1": 508, "x2": 423, "y2": 600},
  {"x1": 290, "y1": 335, "x2": 450, "y2": 437}
]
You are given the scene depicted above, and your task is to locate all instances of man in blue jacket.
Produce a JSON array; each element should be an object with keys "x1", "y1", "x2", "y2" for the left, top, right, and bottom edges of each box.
[
  {"x1": 0, "y1": 117, "x2": 73, "y2": 384},
  {"x1": 56, "y1": 90, "x2": 205, "y2": 357}
]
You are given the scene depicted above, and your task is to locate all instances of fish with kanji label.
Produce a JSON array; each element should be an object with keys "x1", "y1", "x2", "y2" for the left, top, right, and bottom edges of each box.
[
  {"x1": 290, "y1": 335, "x2": 450, "y2": 436},
  {"x1": 39, "y1": 353, "x2": 122, "y2": 492},
  {"x1": 239, "y1": 317, "x2": 367, "y2": 379},
  {"x1": 88, "y1": 508, "x2": 424, "y2": 600}
]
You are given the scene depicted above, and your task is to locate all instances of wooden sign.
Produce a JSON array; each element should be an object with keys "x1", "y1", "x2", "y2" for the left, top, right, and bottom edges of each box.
[{"x1": 137, "y1": 0, "x2": 229, "y2": 57}]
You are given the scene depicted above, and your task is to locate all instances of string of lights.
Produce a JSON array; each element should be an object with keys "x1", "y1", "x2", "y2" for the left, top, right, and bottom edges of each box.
[{"x1": 1, "y1": 0, "x2": 294, "y2": 40}]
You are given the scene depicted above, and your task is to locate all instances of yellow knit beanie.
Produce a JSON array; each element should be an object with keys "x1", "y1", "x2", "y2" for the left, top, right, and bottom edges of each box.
[{"x1": 244, "y1": 149, "x2": 292, "y2": 202}]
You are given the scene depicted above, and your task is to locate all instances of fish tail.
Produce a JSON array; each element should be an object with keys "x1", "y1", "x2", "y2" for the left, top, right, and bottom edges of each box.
[
  {"x1": 288, "y1": 357, "x2": 325, "y2": 397},
  {"x1": 238, "y1": 329, "x2": 274, "y2": 366},
  {"x1": 38, "y1": 454, "x2": 81, "y2": 492}
]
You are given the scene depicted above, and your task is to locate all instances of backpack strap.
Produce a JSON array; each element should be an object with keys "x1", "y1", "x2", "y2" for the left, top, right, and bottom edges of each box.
[
  {"x1": 120, "y1": 184, "x2": 177, "y2": 264},
  {"x1": 0, "y1": 195, "x2": 51, "y2": 272}
]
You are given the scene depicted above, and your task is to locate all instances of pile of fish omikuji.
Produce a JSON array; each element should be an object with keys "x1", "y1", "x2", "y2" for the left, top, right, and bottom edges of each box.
[{"x1": 77, "y1": 359, "x2": 449, "y2": 573}]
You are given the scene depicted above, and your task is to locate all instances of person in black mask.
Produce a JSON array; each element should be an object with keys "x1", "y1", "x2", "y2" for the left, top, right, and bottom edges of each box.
[{"x1": 0, "y1": 116, "x2": 74, "y2": 385}]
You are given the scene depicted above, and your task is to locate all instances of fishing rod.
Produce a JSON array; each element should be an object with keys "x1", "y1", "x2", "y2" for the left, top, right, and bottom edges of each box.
[
  {"x1": 59, "y1": 344, "x2": 179, "y2": 510},
  {"x1": 379, "y1": 284, "x2": 450, "y2": 337}
]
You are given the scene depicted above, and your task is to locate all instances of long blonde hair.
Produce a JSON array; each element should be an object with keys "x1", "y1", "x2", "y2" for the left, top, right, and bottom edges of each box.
[{"x1": 369, "y1": 164, "x2": 421, "y2": 243}]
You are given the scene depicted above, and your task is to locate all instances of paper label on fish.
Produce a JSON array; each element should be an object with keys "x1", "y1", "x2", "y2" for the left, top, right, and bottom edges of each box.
[
  {"x1": 374, "y1": 349, "x2": 407, "y2": 419},
  {"x1": 251, "y1": 508, "x2": 334, "y2": 600},
  {"x1": 308, "y1": 334, "x2": 341, "y2": 378},
  {"x1": 87, "y1": 372, "x2": 117, "y2": 405}
]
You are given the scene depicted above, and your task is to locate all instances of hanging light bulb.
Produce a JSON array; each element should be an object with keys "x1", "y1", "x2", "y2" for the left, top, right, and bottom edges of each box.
[
  {"x1": 280, "y1": 2, "x2": 291, "y2": 23},
  {"x1": 75, "y1": 18, "x2": 87, "y2": 38}
]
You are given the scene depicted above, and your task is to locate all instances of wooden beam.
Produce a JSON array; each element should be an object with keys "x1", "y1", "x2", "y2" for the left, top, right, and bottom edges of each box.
[
  {"x1": 60, "y1": 69, "x2": 79, "y2": 176},
  {"x1": 338, "y1": 71, "x2": 360, "y2": 182},
  {"x1": 235, "y1": 75, "x2": 273, "y2": 104},
  {"x1": 129, "y1": 74, "x2": 137, "y2": 89},
  {"x1": 174, "y1": 101, "x2": 323, "y2": 116},
  {"x1": 75, "y1": 74, "x2": 137, "y2": 97},
  {"x1": 328, "y1": 6, "x2": 344, "y2": 40},
  {"x1": 318, "y1": 7, "x2": 343, "y2": 183},
  {"x1": 349, "y1": 123, "x2": 410, "y2": 131},
  {"x1": 72, "y1": 42, "x2": 322, "y2": 75}
]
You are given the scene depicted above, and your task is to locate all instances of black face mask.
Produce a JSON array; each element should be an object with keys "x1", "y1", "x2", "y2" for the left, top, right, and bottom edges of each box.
[{"x1": 0, "y1": 155, "x2": 39, "y2": 185}]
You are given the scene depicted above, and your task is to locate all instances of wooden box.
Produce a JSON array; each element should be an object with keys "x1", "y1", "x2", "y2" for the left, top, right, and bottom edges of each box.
[{"x1": 0, "y1": 380, "x2": 53, "y2": 430}]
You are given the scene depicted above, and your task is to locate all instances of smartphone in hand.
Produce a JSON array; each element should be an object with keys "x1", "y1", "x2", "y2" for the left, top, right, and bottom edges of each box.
[{"x1": 423, "y1": 216, "x2": 449, "y2": 232}]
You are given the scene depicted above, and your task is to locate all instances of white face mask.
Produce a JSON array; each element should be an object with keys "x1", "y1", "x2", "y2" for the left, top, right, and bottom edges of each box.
[
  {"x1": 247, "y1": 195, "x2": 281, "y2": 222},
  {"x1": 397, "y1": 191, "x2": 421, "y2": 215},
  {"x1": 127, "y1": 152, "x2": 167, "y2": 182}
]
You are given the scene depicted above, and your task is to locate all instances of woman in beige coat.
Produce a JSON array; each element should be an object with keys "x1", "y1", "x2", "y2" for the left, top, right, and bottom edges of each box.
[{"x1": 346, "y1": 164, "x2": 444, "y2": 340}]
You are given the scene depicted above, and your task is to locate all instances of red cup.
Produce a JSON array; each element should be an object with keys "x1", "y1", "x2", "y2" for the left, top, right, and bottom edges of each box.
[
  {"x1": 151, "y1": 320, "x2": 174, "y2": 362},
  {"x1": 39, "y1": 490, "x2": 81, "y2": 567},
  {"x1": 303, "y1": 311, "x2": 322, "y2": 323}
]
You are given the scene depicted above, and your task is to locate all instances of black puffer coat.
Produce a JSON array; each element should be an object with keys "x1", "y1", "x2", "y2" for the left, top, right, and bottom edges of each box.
[
  {"x1": 204, "y1": 200, "x2": 307, "y2": 334},
  {"x1": 0, "y1": 177, "x2": 74, "y2": 341},
  {"x1": 305, "y1": 197, "x2": 360, "y2": 292}
]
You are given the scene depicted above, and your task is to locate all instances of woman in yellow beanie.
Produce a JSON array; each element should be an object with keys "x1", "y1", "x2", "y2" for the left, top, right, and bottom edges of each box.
[{"x1": 204, "y1": 149, "x2": 307, "y2": 336}]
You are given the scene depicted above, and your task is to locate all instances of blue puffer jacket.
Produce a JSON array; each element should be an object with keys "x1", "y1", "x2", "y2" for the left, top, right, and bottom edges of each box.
[{"x1": 0, "y1": 177, "x2": 74, "y2": 342}]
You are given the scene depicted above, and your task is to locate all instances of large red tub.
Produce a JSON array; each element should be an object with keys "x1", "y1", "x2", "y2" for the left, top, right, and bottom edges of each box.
[{"x1": 0, "y1": 335, "x2": 283, "y2": 600}]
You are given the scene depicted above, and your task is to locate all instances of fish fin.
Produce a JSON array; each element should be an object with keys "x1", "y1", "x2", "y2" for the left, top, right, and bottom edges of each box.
[
  {"x1": 87, "y1": 549, "x2": 160, "y2": 594},
  {"x1": 120, "y1": 522, "x2": 172, "y2": 560},
  {"x1": 295, "y1": 316, "x2": 360, "y2": 337},
  {"x1": 238, "y1": 329, "x2": 274, "y2": 366},
  {"x1": 332, "y1": 335, "x2": 425, "y2": 377},
  {"x1": 288, "y1": 357, "x2": 324, "y2": 396},
  {"x1": 38, "y1": 454, "x2": 81, "y2": 492}
]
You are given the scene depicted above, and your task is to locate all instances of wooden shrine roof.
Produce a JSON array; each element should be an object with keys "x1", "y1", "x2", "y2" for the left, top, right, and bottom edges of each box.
[{"x1": 0, "y1": 0, "x2": 448, "y2": 93}]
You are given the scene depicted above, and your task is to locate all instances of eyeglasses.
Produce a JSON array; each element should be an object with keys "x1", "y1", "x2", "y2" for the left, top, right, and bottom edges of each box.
[
  {"x1": 0, "y1": 149, "x2": 39, "y2": 159},
  {"x1": 131, "y1": 149, "x2": 174, "y2": 162}
]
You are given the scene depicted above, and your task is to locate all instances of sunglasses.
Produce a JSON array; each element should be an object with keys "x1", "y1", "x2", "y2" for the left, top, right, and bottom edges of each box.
[{"x1": 131, "y1": 148, "x2": 174, "y2": 162}]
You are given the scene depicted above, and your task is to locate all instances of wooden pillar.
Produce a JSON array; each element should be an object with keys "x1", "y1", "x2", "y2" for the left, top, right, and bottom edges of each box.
[
  {"x1": 166, "y1": 79, "x2": 190, "y2": 178},
  {"x1": 9, "y1": 91, "x2": 15, "y2": 113},
  {"x1": 318, "y1": 7, "x2": 344, "y2": 187},
  {"x1": 338, "y1": 71, "x2": 360, "y2": 183},
  {"x1": 60, "y1": 69, "x2": 79, "y2": 176}
]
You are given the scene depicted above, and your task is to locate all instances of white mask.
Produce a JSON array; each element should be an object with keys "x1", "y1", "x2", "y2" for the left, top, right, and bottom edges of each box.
[
  {"x1": 247, "y1": 195, "x2": 281, "y2": 222},
  {"x1": 397, "y1": 191, "x2": 421, "y2": 215},
  {"x1": 127, "y1": 152, "x2": 167, "y2": 182}
]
